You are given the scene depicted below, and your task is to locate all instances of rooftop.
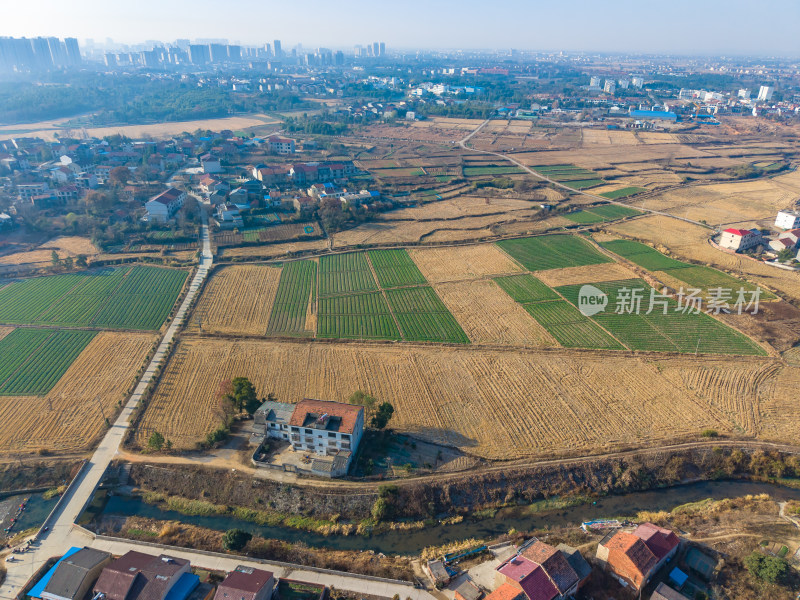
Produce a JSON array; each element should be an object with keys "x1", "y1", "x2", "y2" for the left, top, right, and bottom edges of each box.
[{"x1": 289, "y1": 399, "x2": 363, "y2": 434}]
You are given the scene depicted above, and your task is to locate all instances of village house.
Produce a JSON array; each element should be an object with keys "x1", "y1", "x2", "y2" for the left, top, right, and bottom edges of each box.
[
  {"x1": 215, "y1": 203, "x2": 244, "y2": 228},
  {"x1": 650, "y1": 582, "x2": 690, "y2": 600},
  {"x1": 775, "y1": 209, "x2": 800, "y2": 230},
  {"x1": 213, "y1": 566, "x2": 274, "y2": 600},
  {"x1": 489, "y1": 541, "x2": 591, "y2": 600},
  {"x1": 267, "y1": 135, "x2": 296, "y2": 154},
  {"x1": 769, "y1": 228, "x2": 800, "y2": 252},
  {"x1": 200, "y1": 153, "x2": 223, "y2": 174},
  {"x1": 596, "y1": 523, "x2": 680, "y2": 591},
  {"x1": 199, "y1": 174, "x2": 228, "y2": 195},
  {"x1": 253, "y1": 398, "x2": 364, "y2": 477},
  {"x1": 718, "y1": 228, "x2": 762, "y2": 252},
  {"x1": 145, "y1": 187, "x2": 186, "y2": 222},
  {"x1": 41, "y1": 547, "x2": 112, "y2": 600},
  {"x1": 93, "y1": 551, "x2": 196, "y2": 600}
]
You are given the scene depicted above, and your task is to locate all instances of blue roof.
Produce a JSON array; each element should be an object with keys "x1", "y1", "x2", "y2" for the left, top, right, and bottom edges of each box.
[
  {"x1": 164, "y1": 573, "x2": 200, "y2": 600},
  {"x1": 29, "y1": 547, "x2": 82, "y2": 598},
  {"x1": 630, "y1": 110, "x2": 677, "y2": 120},
  {"x1": 669, "y1": 567, "x2": 689, "y2": 586}
]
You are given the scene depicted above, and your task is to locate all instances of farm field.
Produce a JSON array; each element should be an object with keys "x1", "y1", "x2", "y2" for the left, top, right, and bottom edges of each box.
[
  {"x1": 433, "y1": 280, "x2": 556, "y2": 346},
  {"x1": 0, "y1": 328, "x2": 96, "y2": 395},
  {"x1": 367, "y1": 249, "x2": 427, "y2": 288},
  {"x1": 187, "y1": 265, "x2": 281, "y2": 335},
  {"x1": 386, "y1": 286, "x2": 469, "y2": 344},
  {"x1": 319, "y1": 252, "x2": 378, "y2": 297},
  {"x1": 0, "y1": 236, "x2": 99, "y2": 267},
  {"x1": 534, "y1": 263, "x2": 638, "y2": 287},
  {"x1": 462, "y1": 165, "x2": 525, "y2": 176},
  {"x1": 0, "y1": 331, "x2": 155, "y2": 454},
  {"x1": 266, "y1": 260, "x2": 316, "y2": 336},
  {"x1": 408, "y1": 245, "x2": 523, "y2": 283},
  {"x1": 600, "y1": 238, "x2": 771, "y2": 297},
  {"x1": 135, "y1": 337, "x2": 793, "y2": 458},
  {"x1": 563, "y1": 204, "x2": 643, "y2": 224},
  {"x1": 496, "y1": 234, "x2": 612, "y2": 271},
  {"x1": 377, "y1": 196, "x2": 541, "y2": 222},
  {"x1": 317, "y1": 292, "x2": 400, "y2": 340},
  {"x1": 557, "y1": 279, "x2": 767, "y2": 356},
  {"x1": 0, "y1": 266, "x2": 188, "y2": 330},
  {"x1": 599, "y1": 187, "x2": 648, "y2": 200}
]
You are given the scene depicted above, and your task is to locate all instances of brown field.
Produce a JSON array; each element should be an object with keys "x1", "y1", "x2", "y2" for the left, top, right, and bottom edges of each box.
[
  {"x1": 379, "y1": 196, "x2": 540, "y2": 221},
  {"x1": 605, "y1": 215, "x2": 800, "y2": 302},
  {"x1": 187, "y1": 265, "x2": 281, "y2": 335},
  {"x1": 0, "y1": 331, "x2": 155, "y2": 455},
  {"x1": 408, "y1": 245, "x2": 523, "y2": 282},
  {"x1": 0, "y1": 236, "x2": 98, "y2": 266},
  {"x1": 134, "y1": 337, "x2": 793, "y2": 459},
  {"x1": 0, "y1": 326, "x2": 13, "y2": 341},
  {"x1": 534, "y1": 263, "x2": 639, "y2": 287},
  {"x1": 434, "y1": 279, "x2": 557, "y2": 346},
  {"x1": 0, "y1": 114, "x2": 280, "y2": 142},
  {"x1": 218, "y1": 238, "x2": 328, "y2": 259}
]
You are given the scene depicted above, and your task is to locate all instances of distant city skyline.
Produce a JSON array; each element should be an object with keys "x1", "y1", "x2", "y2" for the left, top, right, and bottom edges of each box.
[{"x1": 2, "y1": 0, "x2": 800, "y2": 56}]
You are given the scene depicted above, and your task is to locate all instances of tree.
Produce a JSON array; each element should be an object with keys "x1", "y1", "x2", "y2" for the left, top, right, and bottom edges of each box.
[
  {"x1": 371, "y1": 402, "x2": 395, "y2": 429},
  {"x1": 744, "y1": 551, "x2": 787, "y2": 584},
  {"x1": 222, "y1": 528, "x2": 252, "y2": 551},
  {"x1": 76, "y1": 254, "x2": 88, "y2": 268},
  {"x1": 51, "y1": 250, "x2": 61, "y2": 267},
  {"x1": 63, "y1": 256, "x2": 74, "y2": 270},
  {"x1": 349, "y1": 390, "x2": 376, "y2": 411},
  {"x1": 230, "y1": 377, "x2": 257, "y2": 413},
  {"x1": 216, "y1": 379, "x2": 236, "y2": 424},
  {"x1": 148, "y1": 431, "x2": 165, "y2": 451},
  {"x1": 108, "y1": 166, "x2": 132, "y2": 187}
]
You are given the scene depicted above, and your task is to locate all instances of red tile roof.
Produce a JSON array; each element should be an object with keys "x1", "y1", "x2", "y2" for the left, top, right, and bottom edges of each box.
[
  {"x1": 289, "y1": 399, "x2": 363, "y2": 434},
  {"x1": 521, "y1": 542, "x2": 579, "y2": 594},
  {"x1": 483, "y1": 583, "x2": 527, "y2": 600},
  {"x1": 214, "y1": 567, "x2": 273, "y2": 600},
  {"x1": 723, "y1": 228, "x2": 753, "y2": 236},
  {"x1": 634, "y1": 523, "x2": 680, "y2": 561},
  {"x1": 604, "y1": 531, "x2": 658, "y2": 589},
  {"x1": 517, "y1": 566, "x2": 558, "y2": 600}
]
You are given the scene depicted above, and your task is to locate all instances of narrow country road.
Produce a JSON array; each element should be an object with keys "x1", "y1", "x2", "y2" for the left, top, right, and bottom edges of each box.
[
  {"x1": 457, "y1": 119, "x2": 713, "y2": 229},
  {"x1": 0, "y1": 212, "x2": 214, "y2": 600}
]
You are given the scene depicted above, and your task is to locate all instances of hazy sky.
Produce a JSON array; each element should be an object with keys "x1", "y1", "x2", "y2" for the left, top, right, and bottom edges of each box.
[{"x1": 3, "y1": 0, "x2": 799, "y2": 55}]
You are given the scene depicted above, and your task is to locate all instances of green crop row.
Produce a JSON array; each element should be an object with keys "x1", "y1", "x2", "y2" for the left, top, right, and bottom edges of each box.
[
  {"x1": 497, "y1": 234, "x2": 613, "y2": 271},
  {"x1": 267, "y1": 260, "x2": 316, "y2": 335},
  {"x1": 367, "y1": 249, "x2": 427, "y2": 288},
  {"x1": 385, "y1": 286, "x2": 469, "y2": 343}
]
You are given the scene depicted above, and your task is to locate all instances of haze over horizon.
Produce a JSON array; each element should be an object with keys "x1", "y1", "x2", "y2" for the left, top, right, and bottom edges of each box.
[{"x1": 3, "y1": 0, "x2": 800, "y2": 57}]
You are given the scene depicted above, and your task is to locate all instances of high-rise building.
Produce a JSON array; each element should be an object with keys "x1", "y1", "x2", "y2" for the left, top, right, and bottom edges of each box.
[
  {"x1": 372, "y1": 42, "x2": 379, "y2": 57},
  {"x1": 273, "y1": 40, "x2": 282, "y2": 57},
  {"x1": 189, "y1": 44, "x2": 210, "y2": 65},
  {"x1": 757, "y1": 85, "x2": 774, "y2": 102},
  {"x1": 64, "y1": 37, "x2": 81, "y2": 65},
  {"x1": 379, "y1": 42, "x2": 385, "y2": 56},
  {"x1": 104, "y1": 53, "x2": 117, "y2": 67},
  {"x1": 631, "y1": 77, "x2": 644, "y2": 88},
  {"x1": 589, "y1": 76, "x2": 601, "y2": 88},
  {"x1": 209, "y1": 43, "x2": 227, "y2": 63},
  {"x1": 334, "y1": 50, "x2": 344, "y2": 66},
  {"x1": 738, "y1": 88, "x2": 750, "y2": 100},
  {"x1": 603, "y1": 79, "x2": 616, "y2": 94},
  {"x1": 618, "y1": 79, "x2": 629, "y2": 89},
  {"x1": 227, "y1": 45, "x2": 241, "y2": 61},
  {"x1": 46, "y1": 37, "x2": 68, "y2": 67}
]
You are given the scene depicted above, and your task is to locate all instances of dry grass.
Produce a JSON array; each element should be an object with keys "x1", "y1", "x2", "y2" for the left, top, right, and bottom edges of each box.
[
  {"x1": 0, "y1": 236, "x2": 98, "y2": 266},
  {"x1": 606, "y1": 215, "x2": 800, "y2": 302},
  {"x1": 219, "y1": 239, "x2": 329, "y2": 259},
  {"x1": 134, "y1": 338, "x2": 790, "y2": 459},
  {"x1": 534, "y1": 263, "x2": 639, "y2": 287},
  {"x1": 0, "y1": 331, "x2": 155, "y2": 455},
  {"x1": 379, "y1": 196, "x2": 539, "y2": 221},
  {"x1": 186, "y1": 265, "x2": 282, "y2": 335},
  {"x1": 0, "y1": 326, "x2": 13, "y2": 341},
  {"x1": 408, "y1": 245, "x2": 523, "y2": 282},
  {"x1": 434, "y1": 279, "x2": 557, "y2": 346}
]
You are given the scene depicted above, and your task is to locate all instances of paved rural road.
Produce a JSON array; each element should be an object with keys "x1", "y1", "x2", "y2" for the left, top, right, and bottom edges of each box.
[
  {"x1": 458, "y1": 119, "x2": 713, "y2": 229},
  {"x1": 0, "y1": 212, "x2": 214, "y2": 600}
]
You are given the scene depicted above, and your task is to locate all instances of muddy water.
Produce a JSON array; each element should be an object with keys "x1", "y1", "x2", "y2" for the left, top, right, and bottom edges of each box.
[{"x1": 99, "y1": 479, "x2": 800, "y2": 555}]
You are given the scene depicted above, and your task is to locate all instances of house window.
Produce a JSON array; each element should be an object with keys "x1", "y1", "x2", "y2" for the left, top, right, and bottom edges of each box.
[{"x1": 328, "y1": 432, "x2": 336, "y2": 438}]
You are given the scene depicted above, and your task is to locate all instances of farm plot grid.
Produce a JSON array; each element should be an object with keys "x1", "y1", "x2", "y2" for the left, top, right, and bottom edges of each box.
[
  {"x1": 319, "y1": 253, "x2": 378, "y2": 297},
  {"x1": 599, "y1": 187, "x2": 648, "y2": 200},
  {"x1": 564, "y1": 204, "x2": 643, "y2": 224},
  {"x1": 601, "y1": 239, "x2": 772, "y2": 298},
  {"x1": 367, "y1": 249, "x2": 426, "y2": 288},
  {"x1": 386, "y1": 286, "x2": 469, "y2": 343},
  {"x1": 531, "y1": 164, "x2": 606, "y2": 189},
  {"x1": 317, "y1": 292, "x2": 400, "y2": 340},
  {"x1": 557, "y1": 279, "x2": 766, "y2": 356},
  {"x1": 266, "y1": 260, "x2": 316, "y2": 336},
  {"x1": 494, "y1": 274, "x2": 623, "y2": 350},
  {"x1": 0, "y1": 266, "x2": 188, "y2": 330},
  {"x1": 496, "y1": 234, "x2": 613, "y2": 271},
  {"x1": 0, "y1": 328, "x2": 96, "y2": 395}
]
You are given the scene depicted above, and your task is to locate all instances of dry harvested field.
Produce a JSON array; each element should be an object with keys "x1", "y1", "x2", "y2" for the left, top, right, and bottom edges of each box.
[
  {"x1": 606, "y1": 215, "x2": 800, "y2": 302},
  {"x1": 0, "y1": 331, "x2": 154, "y2": 455},
  {"x1": 134, "y1": 337, "x2": 793, "y2": 459},
  {"x1": 218, "y1": 238, "x2": 328, "y2": 259},
  {"x1": 379, "y1": 196, "x2": 540, "y2": 221},
  {"x1": 0, "y1": 236, "x2": 99, "y2": 266},
  {"x1": 187, "y1": 265, "x2": 281, "y2": 335},
  {"x1": 409, "y1": 245, "x2": 523, "y2": 282},
  {"x1": 358, "y1": 121, "x2": 475, "y2": 144},
  {"x1": 534, "y1": 263, "x2": 638, "y2": 287},
  {"x1": 0, "y1": 114, "x2": 279, "y2": 142},
  {"x1": 760, "y1": 365, "x2": 800, "y2": 442},
  {"x1": 434, "y1": 279, "x2": 556, "y2": 346},
  {"x1": 628, "y1": 175, "x2": 800, "y2": 226},
  {"x1": 0, "y1": 326, "x2": 13, "y2": 341}
]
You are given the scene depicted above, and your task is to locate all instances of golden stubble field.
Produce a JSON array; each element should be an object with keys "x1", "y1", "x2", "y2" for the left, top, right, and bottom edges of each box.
[
  {"x1": 134, "y1": 337, "x2": 792, "y2": 459},
  {"x1": 187, "y1": 265, "x2": 281, "y2": 335},
  {"x1": 0, "y1": 331, "x2": 155, "y2": 455},
  {"x1": 0, "y1": 236, "x2": 99, "y2": 266},
  {"x1": 408, "y1": 245, "x2": 523, "y2": 282}
]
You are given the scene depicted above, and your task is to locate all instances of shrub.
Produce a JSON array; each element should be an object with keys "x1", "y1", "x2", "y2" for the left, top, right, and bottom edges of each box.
[
  {"x1": 744, "y1": 551, "x2": 787, "y2": 584},
  {"x1": 701, "y1": 429, "x2": 719, "y2": 438},
  {"x1": 222, "y1": 528, "x2": 252, "y2": 551}
]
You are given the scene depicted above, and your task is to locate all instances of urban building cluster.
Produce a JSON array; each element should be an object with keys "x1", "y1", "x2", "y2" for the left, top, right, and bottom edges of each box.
[{"x1": 0, "y1": 36, "x2": 81, "y2": 72}]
